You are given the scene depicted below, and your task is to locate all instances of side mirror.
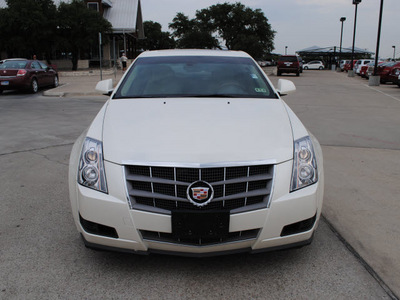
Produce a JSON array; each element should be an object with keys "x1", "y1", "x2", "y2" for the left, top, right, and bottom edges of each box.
[
  {"x1": 95, "y1": 79, "x2": 113, "y2": 96},
  {"x1": 276, "y1": 79, "x2": 296, "y2": 96}
]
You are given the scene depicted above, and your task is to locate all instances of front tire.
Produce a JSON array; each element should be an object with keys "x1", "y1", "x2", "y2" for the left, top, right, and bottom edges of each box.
[
  {"x1": 304, "y1": 66, "x2": 308, "y2": 70},
  {"x1": 319, "y1": 66, "x2": 323, "y2": 70},
  {"x1": 30, "y1": 78, "x2": 38, "y2": 93}
]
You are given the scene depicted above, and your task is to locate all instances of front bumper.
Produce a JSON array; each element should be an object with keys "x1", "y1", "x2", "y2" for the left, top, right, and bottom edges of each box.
[{"x1": 69, "y1": 159, "x2": 324, "y2": 256}]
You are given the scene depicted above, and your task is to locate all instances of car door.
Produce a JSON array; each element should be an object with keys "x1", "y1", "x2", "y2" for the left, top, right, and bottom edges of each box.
[
  {"x1": 310, "y1": 61, "x2": 317, "y2": 69},
  {"x1": 30, "y1": 61, "x2": 46, "y2": 86},
  {"x1": 38, "y1": 61, "x2": 53, "y2": 86}
]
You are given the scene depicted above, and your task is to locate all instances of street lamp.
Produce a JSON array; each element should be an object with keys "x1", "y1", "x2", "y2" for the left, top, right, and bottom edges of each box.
[
  {"x1": 285, "y1": 46, "x2": 288, "y2": 55},
  {"x1": 369, "y1": 0, "x2": 384, "y2": 86},
  {"x1": 338, "y1": 17, "x2": 346, "y2": 71},
  {"x1": 349, "y1": 0, "x2": 362, "y2": 77},
  {"x1": 393, "y1": 46, "x2": 396, "y2": 61}
]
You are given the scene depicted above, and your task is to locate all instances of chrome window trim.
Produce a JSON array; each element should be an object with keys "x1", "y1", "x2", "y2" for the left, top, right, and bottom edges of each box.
[{"x1": 121, "y1": 159, "x2": 280, "y2": 168}]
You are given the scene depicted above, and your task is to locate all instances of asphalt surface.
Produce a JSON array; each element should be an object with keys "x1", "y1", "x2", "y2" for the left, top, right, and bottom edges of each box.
[{"x1": 0, "y1": 69, "x2": 399, "y2": 299}]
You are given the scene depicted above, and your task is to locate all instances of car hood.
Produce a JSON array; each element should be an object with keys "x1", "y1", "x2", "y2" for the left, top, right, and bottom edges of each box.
[{"x1": 102, "y1": 98, "x2": 294, "y2": 165}]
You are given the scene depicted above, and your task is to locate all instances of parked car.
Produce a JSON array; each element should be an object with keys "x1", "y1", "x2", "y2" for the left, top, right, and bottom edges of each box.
[
  {"x1": 277, "y1": 55, "x2": 301, "y2": 76},
  {"x1": 298, "y1": 57, "x2": 303, "y2": 73},
  {"x1": 302, "y1": 61, "x2": 324, "y2": 70},
  {"x1": 339, "y1": 60, "x2": 350, "y2": 71},
  {"x1": 387, "y1": 67, "x2": 400, "y2": 87},
  {"x1": 69, "y1": 49, "x2": 324, "y2": 257},
  {"x1": 367, "y1": 61, "x2": 384, "y2": 78},
  {"x1": 0, "y1": 58, "x2": 58, "y2": 93},
  {"x1": 376, "y1": 61, "x2": 400, "y2": 84},
  {"x1": 343, "y1": 60, "x2": 357, "y2": 72},
  {"x1": 360, "y1": 63, "x2": 373, "y2": 78},
  {"x1": 354, "y1": 59, "x2": 373, "y2": 75}
]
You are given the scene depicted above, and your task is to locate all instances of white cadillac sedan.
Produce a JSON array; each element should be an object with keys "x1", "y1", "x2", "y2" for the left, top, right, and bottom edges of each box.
[{"x1": 69, "y1": 49, "x2": 324, "y2": 256}]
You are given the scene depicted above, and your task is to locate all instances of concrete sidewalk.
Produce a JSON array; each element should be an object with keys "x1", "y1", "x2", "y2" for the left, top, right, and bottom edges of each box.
[
  {"x1": 43, "y1": 69, "x2": 124, "y2": 97},
  {"x1": 42, "y1": 68, "x2": 400, "y2": 298}
]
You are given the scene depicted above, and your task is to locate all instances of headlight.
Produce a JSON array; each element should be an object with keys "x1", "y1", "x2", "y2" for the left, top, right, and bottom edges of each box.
[
  {"x1": 290, "y1": 136, "x2": 318, "y2": 192},
  {"x1": 77, "y1": 137, "x2": 108, "y2": 193}
]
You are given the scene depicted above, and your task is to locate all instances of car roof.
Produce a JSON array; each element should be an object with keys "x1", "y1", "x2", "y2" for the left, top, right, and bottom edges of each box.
[
  {"x1": 137, "y1": 49, "x2": 250, "y2": 58},
  {"x1": 3, "y1": 58, "x2": 28, "y2": 61}
]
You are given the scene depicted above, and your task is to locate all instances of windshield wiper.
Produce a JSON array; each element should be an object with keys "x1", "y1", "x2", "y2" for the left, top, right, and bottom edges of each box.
[{"x1": 189, "y1": 94, "x2": 238, "y2": 98}]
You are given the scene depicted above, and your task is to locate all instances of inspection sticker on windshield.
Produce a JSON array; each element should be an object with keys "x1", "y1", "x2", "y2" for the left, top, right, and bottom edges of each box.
[
  {"x1": 255, "y1": 88, "x2": 266, "y2": 93},
  {"x1": 251, "y1": 74, "x2": 258, "y2": 79}
]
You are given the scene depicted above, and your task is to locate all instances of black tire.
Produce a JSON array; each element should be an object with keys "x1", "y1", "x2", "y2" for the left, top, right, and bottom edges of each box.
[
  {"x1": 304, "y1": 66, "x2": 308, "y2": 70},
  {"x1": 53, "y1": 76, "x2": 59, "y2": 88},
  {"x1": 319, "y1": 66, "x2": 323, "y2": 70},
  {"x1": 277, "y1": 70, "x2": 281, "y2": 76},
  {"x1": 296, "y1": 71, "x2": 300, "y2": 77},
  {"x1": 30, "y1": 78, "x2": 38, "y2": 93}
]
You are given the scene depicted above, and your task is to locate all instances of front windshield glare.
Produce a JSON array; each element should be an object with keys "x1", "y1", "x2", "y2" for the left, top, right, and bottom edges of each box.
[{"x1": 114, "y1": 56, "x2": 276, "y2": 99}]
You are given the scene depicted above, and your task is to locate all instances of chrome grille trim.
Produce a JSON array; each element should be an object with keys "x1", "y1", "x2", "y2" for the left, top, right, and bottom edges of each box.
[{"x1": 125, "y1": 163, "x2": 274, "y2": 214}]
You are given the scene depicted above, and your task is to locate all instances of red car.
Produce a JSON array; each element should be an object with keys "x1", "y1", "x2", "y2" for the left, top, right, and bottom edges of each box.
[
  {"x1": 277, "y1": 55, "x2": 301, "y2": 76},
  {"x1": 359, "y1": 63, "x2": 372, "y2": 78},
  {"x1": 0, "y1": 58, "x2": 59, "y2": 94},
  {"x1": 376, "y1": 61, "x2": 400, "y2": 84},
  {"x1": 343, "y1": 60, "x2": 357, "y2": 72},
  {"x1": 387, "y1": 67, "x2": 400, "y2": 87}
]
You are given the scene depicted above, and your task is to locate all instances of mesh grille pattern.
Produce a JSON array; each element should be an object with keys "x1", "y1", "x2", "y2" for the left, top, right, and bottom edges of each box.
[
  {"x1": 126, "y1": 164, "x2": 274, "y2": 214},
  {"x1": 140, "y1": 229, "x2": 260, "y2": 246}
]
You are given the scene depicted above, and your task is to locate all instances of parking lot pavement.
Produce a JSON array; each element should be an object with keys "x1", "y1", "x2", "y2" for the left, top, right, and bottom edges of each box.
[
  {"x1": 1, "y1": 69, "x2": 399, "y2": 298},
  {"x1": 269, "y1": 68, "x2": 400, "y2": 298}
]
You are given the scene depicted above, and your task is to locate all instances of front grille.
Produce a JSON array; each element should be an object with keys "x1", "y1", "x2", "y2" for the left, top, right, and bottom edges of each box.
[
  {"x1": 140, "y1": 229, "x2": 260, "y2": 246},
  {"x1": 125, "y1": 164, "x2": 274, "y2": 214}
]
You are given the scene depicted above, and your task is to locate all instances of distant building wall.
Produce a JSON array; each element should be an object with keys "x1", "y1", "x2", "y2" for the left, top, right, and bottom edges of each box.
[{"x1": 51, "y1": 59, "x2": 90, "y2": 70}]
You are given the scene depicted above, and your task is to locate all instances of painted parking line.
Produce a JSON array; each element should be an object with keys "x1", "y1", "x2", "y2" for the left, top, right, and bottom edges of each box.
[{"x1": 363, "y1": 84, "x2": 400, "y2": 103}]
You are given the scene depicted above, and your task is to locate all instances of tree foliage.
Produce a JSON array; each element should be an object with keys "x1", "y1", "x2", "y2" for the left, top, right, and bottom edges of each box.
[
  {"x1": 0, "y1": 0, "x2": 57, "y2": 59},
  {"x1": 137, "y1": 21, "x2": 175, "y2": 51},
  {"x1": 57, "y1": 0, "x2": 112, "y2": 70},
  {"x1": 169, "y1": 2, "x2": 276, "y2": 59},
  {"x1": 0, "y1": 0, "x2": 112, "y2": 70},
  {"x1": 169, "y1": 13, "x2": 219, "y2": 49}
]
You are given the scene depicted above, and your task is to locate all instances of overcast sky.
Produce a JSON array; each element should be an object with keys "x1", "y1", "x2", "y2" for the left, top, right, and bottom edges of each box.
[{"x1": 141, "y1": 0, "x2": 400, "y2": 59}]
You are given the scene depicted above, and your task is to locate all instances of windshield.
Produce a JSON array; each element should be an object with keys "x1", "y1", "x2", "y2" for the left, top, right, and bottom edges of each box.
[
  {"x1": 0, "y1": 60, "x2": 28, "y2": 69},
  {"x1": 278, "y1": 56, "x2": 298, "y2": 62},
  {"x1": 113, "y1": 56, "x2": 276, "y2": 99}
]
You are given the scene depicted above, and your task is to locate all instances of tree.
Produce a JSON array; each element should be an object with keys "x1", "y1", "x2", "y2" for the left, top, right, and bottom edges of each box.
[
  {"x1": 169, "y1": 13, "x2": 219, "y2": 49},
  {"x1": 137, "y1": 21, "x2": 175, "y2": 51},
  {"x1": 57, "y1": 0, "x2": 112, "y2": 70},
  {"x1": 196, "y1": 3, "x2": 276, "y2": 58},
  {"x1": 169, "y1": 2, "x2": 276, "y2": 59},
  {"x1": 0, "y1": 0, "x2": 57, "y2": 59}
]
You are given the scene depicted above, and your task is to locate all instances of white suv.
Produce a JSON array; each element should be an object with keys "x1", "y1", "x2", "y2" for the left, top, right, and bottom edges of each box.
[
  {"x1": 69, "y1": 49, "x2": 324, "y2": 257},
  {"x1": 354, "y1": 59, "x2": 373, "y2": 75}
]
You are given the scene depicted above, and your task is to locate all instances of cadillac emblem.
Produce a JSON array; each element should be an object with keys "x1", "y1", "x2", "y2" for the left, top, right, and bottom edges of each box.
[{"x1": 187, "y1": 180, "x2": 214, "y2": 207}]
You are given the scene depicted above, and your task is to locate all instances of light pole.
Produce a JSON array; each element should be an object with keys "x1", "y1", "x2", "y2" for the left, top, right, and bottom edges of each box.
[
  {"x1": 349, "y1": 0, "x2": 362, "y2": 77},
  {"x1": 369, "y1": 0, "x2": 384, "y2": 86},
  {"x1": 393, "y1": 46, "x2": 396, "y2": 61},
  {"x1": 285, "y1": 46, "x2": 288, "y2": 55},
  {"x1": 338, "y1": 17, "x2": 346, "y2": 71}
]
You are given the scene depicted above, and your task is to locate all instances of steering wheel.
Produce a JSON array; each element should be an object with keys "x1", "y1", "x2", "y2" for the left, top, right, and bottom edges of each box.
[{"x1": 218, "y1": 82, "x2": 245, "y2": 94}]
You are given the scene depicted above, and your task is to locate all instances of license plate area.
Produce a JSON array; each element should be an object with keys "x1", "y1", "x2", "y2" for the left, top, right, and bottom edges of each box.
[
  {"x1": 1, "y1": 81, "x2": 9, "y2": 86},
  {"x1": 171, "y1": 210, "x2": 229, "y2": 240}
]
